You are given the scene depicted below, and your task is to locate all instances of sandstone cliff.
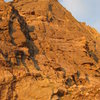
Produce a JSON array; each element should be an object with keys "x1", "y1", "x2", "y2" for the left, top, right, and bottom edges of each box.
[{"x1": 0, "y1": 0, "x2": 100, "y2": 100}]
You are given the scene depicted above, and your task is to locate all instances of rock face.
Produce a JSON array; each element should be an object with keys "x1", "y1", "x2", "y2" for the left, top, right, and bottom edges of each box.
[{"x1": 0, "y1": 0, "x2": 100, "y2": 100}]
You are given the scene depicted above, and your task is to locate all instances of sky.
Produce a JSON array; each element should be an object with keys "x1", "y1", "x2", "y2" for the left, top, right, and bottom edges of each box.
[
  {"x1": 4, "y1": 0, "x2": 13, "y2": 2},
  {"x1": 59, "y1": 0, "x2": 100, "y2": 32}
]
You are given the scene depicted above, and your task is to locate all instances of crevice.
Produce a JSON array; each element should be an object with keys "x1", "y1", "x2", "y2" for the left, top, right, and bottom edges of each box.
[
  {"x1": 14, "y1": 50, "x2": 29, "y2": 72},
  {"x1": 6, "y1": 74, "x2": 17, "y2": 100},
  {"x1": 0, "y1": 49, "x2": 12, "y2": 67},
  {"x1": 8, "y1": 7, "x2": 16, "y2": 46},
  {"x1": 81, "y1": 62, "x2": 94, "y2": 66},
  {"x1": 84, "y1": 41, "x2": 99, "y2": 63},
  {"x1": 0, "y1": 85, "x2": 5, "y2": 100},
  {"x1": 7, "y1": 4, "x2": 40, "y2": 70}
]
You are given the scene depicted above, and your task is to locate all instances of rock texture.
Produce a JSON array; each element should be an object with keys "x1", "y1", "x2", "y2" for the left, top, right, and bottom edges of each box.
[{"x1": 0, "y1": 0, "x2": 100, "y2": 100}]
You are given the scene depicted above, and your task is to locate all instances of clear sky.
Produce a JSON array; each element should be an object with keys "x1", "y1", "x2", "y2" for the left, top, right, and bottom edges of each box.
[
  {"x1": 59, "y1": 0, "x2": 100, "y2": 32},
  {"x1": 4, "y1": 0, "x2": 13, "y2": 2}
]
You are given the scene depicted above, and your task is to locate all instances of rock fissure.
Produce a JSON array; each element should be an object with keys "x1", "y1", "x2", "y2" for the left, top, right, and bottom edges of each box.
[{"x1": 0, "y1": 0, "x2": 100, "y2": 100}]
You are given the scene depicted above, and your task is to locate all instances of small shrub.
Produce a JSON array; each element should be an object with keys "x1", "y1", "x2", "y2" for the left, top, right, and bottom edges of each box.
[
  {"x1": 88, "y1": 50, "x2": 98, "y2": 63},
  {"x1": 77, "y1": 71, "x2": 80, "y2": 79},
  {"x1": 85, "y1": 74, "x2": 90, "y2": 82},
  {"x1": 31, "y1": 11, "x2": 35, "y2": 15},
  {"x1": 57, "y1": 89, "x2": 65, "y2": 97},
  {"x1": 65, "y1": 77, "x2": 73, "y2": 86},
  {"x1": 28, "y1": 25, "x2": 35, "y2": 32},
  {"x1": 49, "y1": 4, "x2": 52, "y2": 12}
]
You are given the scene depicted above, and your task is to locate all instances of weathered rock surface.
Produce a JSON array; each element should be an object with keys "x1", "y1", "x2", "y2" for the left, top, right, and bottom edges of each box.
[{"x1": 0, "y1": 0, "x2": 100, "y2": 100}]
